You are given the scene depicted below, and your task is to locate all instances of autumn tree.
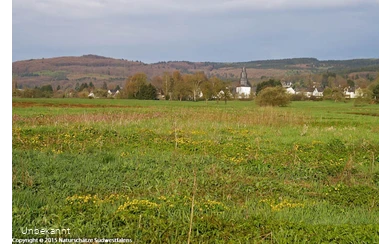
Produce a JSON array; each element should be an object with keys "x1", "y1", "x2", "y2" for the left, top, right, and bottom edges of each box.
[
  {"x1": 151, "y1": 75, "x2": 163, "y2": 98},
  {"x1": 162, "y1": 72, "x2": 172, "y2": 100},
  {"x1": 176, "y1": 74, "x2": 192, "y2": 101},
  {"x1": 255, "y1": 86, "x2": 291, "y2": 107},
  {"x1": 218, "y1": 81, "x2": 233, "y2": 104},
  {"x1": 200, "y1": 79, "x2": 214, "y2": 102},
  {"x1": 190, "y1": 71, "x2": 207, "y2": 101},
  {"x1": 13, "y1": 75, "x2": 18, "y2": 89},
  {"x1": 311, "y1": 74, "x2": 322, "y2": 88},
  {"x1": 323, "y1": 87, "x2": 345, "y2": 102},
  {"x1": 201, "y1": 76, "x2": 225, "y2": 103},
  {"x1": 354, "y1": 88, "x2": 373, "y2": 106},
  {"x1": 171, "y1": 71, "x2": 183, "y2": 100},
  {"x1": 354, "y1": 77, "x2": 370, "y2": 89},
  {"x1": 124, "y1": 72, "x2": 148, "y2": 99},
  {"x1": 321, "y1": 72, "x2": 336, "y2": 88},
  {"x1": 12, "y1": 76, "x2": 19, "y2": 96},
  {"x1": 335, "y1": 75, "x2": 347, "y2": 88},
  {"x1": 327, "y1": 76, "x2": 336, "y2": 88},
  {"x1": 368, "y1": 77, "x2": 379, "y2": 103}
]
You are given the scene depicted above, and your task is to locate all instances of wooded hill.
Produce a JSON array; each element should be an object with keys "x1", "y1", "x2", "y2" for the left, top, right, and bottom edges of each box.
[{"x1": 12, "y1": 54, "x2": 379, "y2": 89}]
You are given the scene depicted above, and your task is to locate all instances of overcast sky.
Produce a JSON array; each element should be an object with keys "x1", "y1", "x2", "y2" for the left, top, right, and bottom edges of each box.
[{"x1": 12, "y1": 0, "x2": 379, "y2": 63}]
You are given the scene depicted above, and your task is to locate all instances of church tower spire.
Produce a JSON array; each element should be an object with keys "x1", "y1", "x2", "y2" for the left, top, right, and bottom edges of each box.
[
  {"x1": 235, "y1": 66, "x2": 252, "y2": 98},
  {"x1": 239, "y1": 67, "x2": 250, "y2": 87}
]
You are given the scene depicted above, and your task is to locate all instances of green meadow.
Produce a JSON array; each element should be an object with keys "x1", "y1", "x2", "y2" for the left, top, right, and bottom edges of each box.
[{"x1": 12, "y1": 98, "x2": 379, "y2": 243}]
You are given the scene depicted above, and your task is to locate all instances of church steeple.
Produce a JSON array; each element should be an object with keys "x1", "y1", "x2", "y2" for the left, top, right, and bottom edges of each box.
[
  {"x1": 239, "y1": 67, "x2": 250, "y2": 87},
  {"x1": 235, "y1": 67, "x2": 252, "y2": 98}
]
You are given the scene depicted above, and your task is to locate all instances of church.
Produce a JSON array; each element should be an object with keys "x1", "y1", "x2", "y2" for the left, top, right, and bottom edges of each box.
[{"x1": 235, "y1": 67, "x2": 252, "y2": 98}]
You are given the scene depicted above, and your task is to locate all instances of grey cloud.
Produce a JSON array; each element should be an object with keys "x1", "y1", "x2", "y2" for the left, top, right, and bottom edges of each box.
[
  {"x1": 13, "y1": 0, "x2": 378, "y2": 19},
  {"x1": 12, "y1": 0, "x2": 378, "y2": 62}
]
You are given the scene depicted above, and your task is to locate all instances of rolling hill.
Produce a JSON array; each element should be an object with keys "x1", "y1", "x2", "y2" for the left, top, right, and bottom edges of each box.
[{"x1": 12, "y1": 54, "x2": 379, "y2": 89}]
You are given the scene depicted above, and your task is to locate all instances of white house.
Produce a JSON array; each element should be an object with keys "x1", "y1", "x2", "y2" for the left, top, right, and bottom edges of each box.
[
  {"x1": 281, "y1": 81, "x2": 296, "y2": 94},
  {"x1": 108, "y1": 89, "x2": 120, "y2": 97},
  {"x1": 285, "y1": 87, "x2": 296, "y2": 94},
  {"x1": 306, "y1": 86, "x2": 324, "y2": 97},
  {"x1": 344, "y1": 87, "x2": 356, "y2": 98}
]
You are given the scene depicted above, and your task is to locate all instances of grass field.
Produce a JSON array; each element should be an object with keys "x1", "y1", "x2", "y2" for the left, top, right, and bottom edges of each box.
[{"x1": 12, "y1": 98, "x2": 379, "y2": 243}]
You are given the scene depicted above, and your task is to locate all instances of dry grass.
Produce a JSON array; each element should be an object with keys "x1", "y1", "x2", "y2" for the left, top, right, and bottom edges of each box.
[
  {"x1": 181, "y1": 107, "x2": 310, "y2": 128},
  {"x1": 13, "y1": 112, "x2": 165, "y2": 126}
]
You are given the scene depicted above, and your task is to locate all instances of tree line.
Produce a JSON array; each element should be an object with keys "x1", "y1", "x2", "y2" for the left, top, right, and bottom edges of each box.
[
  {"x1": 12, "y1": 71, "x2": 232, "y2": 102},
  {"x1": 119, "y1": 71, "x2": 231, "y2": 102},
  {"x1": 12, "y1": 69, "x2": 379, "y2": 106}
]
